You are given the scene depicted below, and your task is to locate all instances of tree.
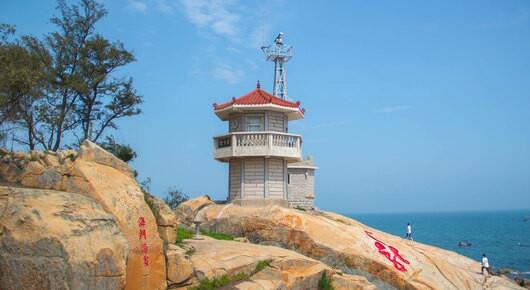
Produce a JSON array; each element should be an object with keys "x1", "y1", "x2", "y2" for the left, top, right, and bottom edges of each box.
[
  {"x1": 76, "y1": 35, "x2": 141, "y2": 143},
  {"x1": 98, "y1": 135, "x2": 136, "y2": 163},
  {"x1": 0, "y1": 26, "x2": 51, "y2": 149},
  {"x1": 0, "y1": 0, "x2": 142, "y2": 150},
  {"x1": 164, "y1": 187, "x2": 189, "y2": 210}
]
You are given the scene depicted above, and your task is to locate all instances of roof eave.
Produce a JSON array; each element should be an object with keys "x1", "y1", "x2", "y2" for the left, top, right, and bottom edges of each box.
[{"x1": 214, "y1": 104, "x2": 304, "y2": 121}]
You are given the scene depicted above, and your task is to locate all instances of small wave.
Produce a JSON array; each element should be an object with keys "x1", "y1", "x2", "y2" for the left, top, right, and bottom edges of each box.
[{"x1": 510, "y1": 271, "x2": 530, "y2": 276}]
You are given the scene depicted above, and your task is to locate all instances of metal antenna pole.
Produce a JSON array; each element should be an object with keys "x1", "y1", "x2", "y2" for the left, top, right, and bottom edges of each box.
[{"x1": 261, "y1": 32, "x2": 293, "y2": 100}]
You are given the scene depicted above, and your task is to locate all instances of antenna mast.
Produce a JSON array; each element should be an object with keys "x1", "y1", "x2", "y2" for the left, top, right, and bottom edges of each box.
[{"x1": 261, "y1": 32, "x2": 293, "y2": 100}]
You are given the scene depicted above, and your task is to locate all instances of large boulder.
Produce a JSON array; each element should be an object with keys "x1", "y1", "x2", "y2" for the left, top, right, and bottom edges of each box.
[
  {"x1": 0, "y1": 186, "x2": 128, "y2": 290},
  {"x1": 166, "y1": 244, "x2": 194, "y2": 287},
  {"x1": 144, "y1": 192, "x2": 178, "y2": 244},
  {"x1": 179, "y1": 199, "x2": 523, "y2": 290},
  {"x1": 186, "y1": 238, "x2": 374, "y2": 290},
  {"x1": 174, "y1": 195, "x2": 214, "y2": 225},
  {"x1": 0, "y1": 141, "x2": 167, "y2": 290}
]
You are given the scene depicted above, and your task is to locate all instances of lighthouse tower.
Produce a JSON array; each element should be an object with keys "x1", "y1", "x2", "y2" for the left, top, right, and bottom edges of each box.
[{"x1": 212, "y1": 34, "x2": 306, "y2": 207}]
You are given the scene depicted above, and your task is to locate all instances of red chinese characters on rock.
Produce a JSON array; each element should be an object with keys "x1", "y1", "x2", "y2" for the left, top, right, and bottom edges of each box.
[
  {"x1": 365, "y1": 230, "x2": 410, "y2": 272},
  {"x1": 138, "y1": 216, "x2": 149, "y2": 266}
]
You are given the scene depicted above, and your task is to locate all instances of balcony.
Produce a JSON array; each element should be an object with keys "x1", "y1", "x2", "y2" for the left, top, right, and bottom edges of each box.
[{"x1": 214, "y1": 131, "x2": 302, "y2": 161}]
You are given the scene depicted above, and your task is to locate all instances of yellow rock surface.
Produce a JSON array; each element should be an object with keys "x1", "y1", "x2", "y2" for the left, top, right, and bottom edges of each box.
[
  {"x1": 186, "y1": 237, "x2": 375, "y2": 290},
  {"x1": 0, "y1": 141, "x2": 166, "y2": 290},
  {"x1": 178, "y1": 199, "x2": 523, "y2": 290},
  {"x1": 0, "y1": 186, "x2": 128, "y2": 290}
]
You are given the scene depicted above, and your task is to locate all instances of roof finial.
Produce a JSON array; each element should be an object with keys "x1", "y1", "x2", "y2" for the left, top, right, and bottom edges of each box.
[{"x1": 256, "y1": 80, "x2": 261, "y2": 89}]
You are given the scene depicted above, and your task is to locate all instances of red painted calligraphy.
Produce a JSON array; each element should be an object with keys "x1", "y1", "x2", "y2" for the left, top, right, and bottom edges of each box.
[
  {"x1": 139, "y1": 229, "x2": 147, "y2": 240},
  {"x1": 138, "y1": 216, "x2": 149, "y2": 267},
  {"x1": 365, "y1": 231, "x2": 410, "y2": 272}
]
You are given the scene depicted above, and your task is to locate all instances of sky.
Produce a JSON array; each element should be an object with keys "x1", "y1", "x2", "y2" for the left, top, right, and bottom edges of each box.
[{"x1": 1, "y1": 0, "x2": 529, "y2": 213}]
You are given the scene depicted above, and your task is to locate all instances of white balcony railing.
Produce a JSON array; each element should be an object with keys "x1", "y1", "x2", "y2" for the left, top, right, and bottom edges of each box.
[{"x1": 213, "y1": 131, "x2": 302, "y2": 161}]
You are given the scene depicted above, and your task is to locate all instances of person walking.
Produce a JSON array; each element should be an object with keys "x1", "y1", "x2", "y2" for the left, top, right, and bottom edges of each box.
[
  {"x1": 405, "y1": 223, "x2": 412, "y2": 240},
  {"x1": 481, "y1": 254, "x2": 490, "y2": 275}
]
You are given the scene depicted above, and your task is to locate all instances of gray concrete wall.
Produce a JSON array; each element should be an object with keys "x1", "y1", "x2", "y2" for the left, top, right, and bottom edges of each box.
[
  {"x1": 287, "y1": 168, "x2": 315, "y2": 209},
  {"x1": 227, "y1": 157, "x2": 288, "y2": 204}
]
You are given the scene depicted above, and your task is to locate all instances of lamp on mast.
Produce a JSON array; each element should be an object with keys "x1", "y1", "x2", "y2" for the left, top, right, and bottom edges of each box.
[{"x1": 261, "y1": 32, "x2": 293, "y2": 100}]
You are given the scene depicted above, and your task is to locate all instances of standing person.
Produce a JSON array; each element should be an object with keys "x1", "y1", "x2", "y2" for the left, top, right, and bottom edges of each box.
[
  {"x1": 481, "y1": 254, "x2": 490, "y2": 275},
  {"x1": 406, "y1": 223, "x2": 412, "y2": 240}
]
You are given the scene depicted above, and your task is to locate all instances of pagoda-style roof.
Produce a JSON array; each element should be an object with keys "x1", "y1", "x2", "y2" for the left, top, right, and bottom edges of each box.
[{"x1": 213, "y1": 84, "x2": 305, "y2": 121}]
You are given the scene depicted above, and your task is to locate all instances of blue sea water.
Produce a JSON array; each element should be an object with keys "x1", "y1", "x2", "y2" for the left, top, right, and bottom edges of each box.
[{"x1": 348, "y1": 210, "x2": 530, "y2": 279}]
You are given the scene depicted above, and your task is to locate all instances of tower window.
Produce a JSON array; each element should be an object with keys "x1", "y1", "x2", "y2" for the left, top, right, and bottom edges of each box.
[{"x1": 246, "y1": 115, "x2": 263, "y2": 131}]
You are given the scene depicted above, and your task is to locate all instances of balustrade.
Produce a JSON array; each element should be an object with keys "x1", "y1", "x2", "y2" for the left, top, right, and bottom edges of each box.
[{"x1": 213, "y1": 131, "x2": 301, "y2": 160}]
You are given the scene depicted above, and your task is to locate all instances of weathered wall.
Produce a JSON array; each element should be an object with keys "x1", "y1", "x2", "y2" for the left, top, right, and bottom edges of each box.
[
  {"x1": 267, "y1": 112, "x2": 287, "y2": 132},
  {"x1": 228, "y1": 159, "x2": 242, "y2": 200},
  {"x1": 242, "y1": 158, "x2": 265, "y2": 199},
  {"x1": 287, "y1": 168, "x2": 315, "y2": 209},
  {"x1": 267, "y1": 158, "x2": 285, "y2": 199}
]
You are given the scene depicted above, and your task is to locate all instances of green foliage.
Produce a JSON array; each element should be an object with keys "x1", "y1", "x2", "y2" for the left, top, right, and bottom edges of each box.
[
  {"x1": 190, "y1": 261, "x2": 269, "y2": 290},
  {"x1": 200, "y1": 230, "x2": 234, "y2": 241},
  {"x1": 175, "y1": 227, "x2": 233, "y2": 245},
  {"x1": 190, "y1": 272, "x2": 249, "y2": 290},
  {"x1": 255, "y1": 260, "x2": 271, "y2": 273},
  {"x1": 163, "y1": 186, "x2": 189, "y2": 210},
  {"x1": 0, "y1": 0, "x2": 142, "y2": 150},
  {"x1": 294, "y1": 206, "x2": 307, "y2": 211},
  {"x1": 318, "y1": 273, "x2": 334, "y2": 290},
  {"x1": 176, "y1": 228, "x2": 193, "y2": 245},
  {"x1": 98, "y1": 135, "x2": 136, "y2": 163},
  {"x1": 139, "y1": 177, "x2": 151, "y2": 193}
]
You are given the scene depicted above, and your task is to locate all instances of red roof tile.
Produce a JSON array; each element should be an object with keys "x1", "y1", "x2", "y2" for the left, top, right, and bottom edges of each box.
[{"x1": 213, "y1": 88, "x2": 302, "y2": 111}]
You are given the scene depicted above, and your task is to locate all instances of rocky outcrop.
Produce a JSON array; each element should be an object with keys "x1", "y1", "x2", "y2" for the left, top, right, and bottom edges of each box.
[
  {"x1": 177, "y1": 198, "x2": 523, "y2": 290},
  {"x1": 144, "y1": 192, "x2": 178, "y2": 244},
  {"x1": 0, "y1": 186, "x2": 128, "y2": 290},
  {"x1": 166, "y1": 244, "x2": 194, "y2": 288},
  {"x1": 174, "y1": 195, "x2": 213, "y2": 225},
  {"x1": 0, "y1": 141, "x2": 166, "y2": 290},
  {"x1": 186, "y1": 237, "x2": 375, "y2": 290}
]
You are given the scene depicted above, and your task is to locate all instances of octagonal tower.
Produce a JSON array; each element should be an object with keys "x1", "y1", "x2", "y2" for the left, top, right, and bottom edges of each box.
[{"x1": 212, "y1": 82, "x2": 305, "y2": 207}]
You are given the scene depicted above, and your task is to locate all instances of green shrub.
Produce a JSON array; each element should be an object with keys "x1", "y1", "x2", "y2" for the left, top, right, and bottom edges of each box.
[
  {"x1": 176, "y1": 228, "x2": 194, "y2": 244},
  {"x1": 190, "y1": 272, "x2": 249, "y2": 290},
  {"x1": 294, "y1": 206, "x2": 306, "y2": 211},
  {"x1": 255, "y1": 260, "x2": 271, "y2": 273},
  {"x1": 200, "y1": 230, "x2": 234, "y2": 241},
  {"x1": 318, "y1": 273, "x2": 334, "y2": 290}
]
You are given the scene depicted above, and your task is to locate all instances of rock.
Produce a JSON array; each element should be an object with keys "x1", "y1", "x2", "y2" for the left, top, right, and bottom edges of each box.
[
  {"x1": 234, "y1": 237, "x2": 250, "y2": 243},
  {"x1": 166, "y1": 244, "x2": 194, "y2": 286},
  {"x1": 332, "y1": 274, "x2": 376, "y2": 290},
  {"x1": 0, "y1": 141, "x2": 167, "y2": 290},
  {"x1": 180, "y1": 199, "x2": 524, "y2": 290},
  {"x1": 72, "y1": 144, "x2": 167, "y2": 290},
  {"x1": 186, "y1": 238, "x2": 374, "y2": 290},
  {"x1": 77, "y1": 140, "x2": 134, "y2": 178},
  {"x1": 174, "y1": 195, "x2": 214, "y2": 225},
  {"x1": 144, "y1": 192, "x2": 178, "y2": 244},
  {"x1": 0, "y1": 186, "x2": 128, "y2": 290}
]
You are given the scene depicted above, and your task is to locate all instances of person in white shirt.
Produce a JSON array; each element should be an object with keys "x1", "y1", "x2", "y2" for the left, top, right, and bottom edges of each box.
[
  {"x1": 481, "y1": 254, "x2": 490, "y2": 275},
  {"x1": 405, "y1": 223, "x2": 412, "y2": 240}
]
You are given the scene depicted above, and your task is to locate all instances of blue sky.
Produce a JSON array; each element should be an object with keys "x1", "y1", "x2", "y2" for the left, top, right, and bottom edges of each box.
[{"x1": 2, "y1": 0, "x2": 529, "y2": 213}]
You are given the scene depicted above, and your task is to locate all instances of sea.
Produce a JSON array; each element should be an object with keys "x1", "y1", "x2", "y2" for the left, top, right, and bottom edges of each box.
[{"x1": 348, "y1": 210, "x2": 530, "y2": 280}]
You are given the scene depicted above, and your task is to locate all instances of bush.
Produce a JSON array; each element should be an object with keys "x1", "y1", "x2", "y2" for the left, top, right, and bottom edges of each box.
[
  {"x1": 255, "y1": 260, "x2": 271, "y2": 273},
  {"x1": 176, "y1": 227, "x2": 194, "y2": 245},
  {"x1": 190, "y1": 272, "x2": 249, "y2": 290},
  {"x1": 201, "y1": 230, "x2": 234, "y2": 241},
  {"x1": 318, "y1": 273, "x2": 334, "y2": 290},
  {"x1": 98, "y1": 136, "x2": 136, "y2": 163}
]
